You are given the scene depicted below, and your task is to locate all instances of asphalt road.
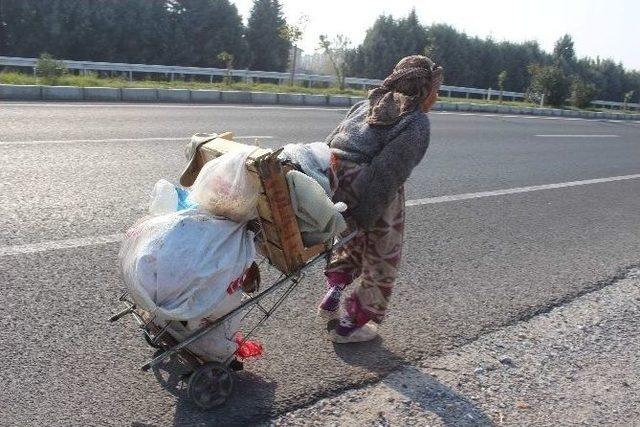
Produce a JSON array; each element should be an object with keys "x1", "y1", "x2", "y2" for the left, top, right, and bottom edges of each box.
[{"x1": 1, "y1": 102, "x2": 639, "y2": 426}]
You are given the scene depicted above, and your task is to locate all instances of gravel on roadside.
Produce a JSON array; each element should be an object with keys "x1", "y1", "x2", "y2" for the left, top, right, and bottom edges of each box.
[{"x1": 269, "y1": 269, "x2": 640, "y2": 426}]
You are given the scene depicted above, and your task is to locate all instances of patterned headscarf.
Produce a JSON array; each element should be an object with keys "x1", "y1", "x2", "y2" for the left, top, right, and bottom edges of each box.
[{"x1": 367, "y1": 55, "x2": 444, "y2": 126}]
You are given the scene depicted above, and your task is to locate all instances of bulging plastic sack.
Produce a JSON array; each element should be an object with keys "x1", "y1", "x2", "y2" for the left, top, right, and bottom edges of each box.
[
  {"x1": 160, "y1": 291, "x2": 243, "y2": 362},
  {"x1": 119, "y1": 209, "x2": 256, "y2": 321},
  {"x1": 149, "y1": 179, "x2": 198, "y2": 215},
  {"x1": 188, "y1": 149, "x2": 260, "y2": 223},
  {"x1": 149, "y1": 179, "x2": 179, "y2": 215}
]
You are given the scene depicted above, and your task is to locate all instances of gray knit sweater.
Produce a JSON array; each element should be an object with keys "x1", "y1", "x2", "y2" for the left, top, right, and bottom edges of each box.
[{"x1": 326, "y1": 100, "x2": 430, "y2": 229}]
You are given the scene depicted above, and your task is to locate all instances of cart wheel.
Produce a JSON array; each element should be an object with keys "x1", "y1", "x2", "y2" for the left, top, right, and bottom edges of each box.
[
  {"x1": 188, "y1": 362, "x2": 233, "y2": 409},
  {"x1": 143, "y1": 331, "x2": 162, "y2": 349}
]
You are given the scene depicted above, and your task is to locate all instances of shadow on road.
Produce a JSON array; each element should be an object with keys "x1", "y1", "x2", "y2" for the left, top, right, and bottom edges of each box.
[
  {"x1": 333, "y1": 338, "x2": 493, "y2": 426},
  {"x1": 146, "y1": 351, "x2": 277, "y2": 426}
]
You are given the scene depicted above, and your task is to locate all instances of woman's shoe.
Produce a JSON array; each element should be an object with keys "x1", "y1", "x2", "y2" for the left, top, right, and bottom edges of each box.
[
  {"x1": 317, "y1": 286, "x2": 342, "y2": 320},
  {"x1": 329, "y1": 317, "x2": 378, "y2": 343}
]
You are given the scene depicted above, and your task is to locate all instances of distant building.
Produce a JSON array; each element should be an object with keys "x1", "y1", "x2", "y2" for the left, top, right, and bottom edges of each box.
[{"x1": 297, "y1": 51, "x2": 333, "y2": 75}]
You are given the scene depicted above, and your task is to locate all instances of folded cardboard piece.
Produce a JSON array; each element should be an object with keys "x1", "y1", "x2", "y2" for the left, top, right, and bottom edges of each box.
[{"x1": 180, "y1": 132, "x2": 271, "y2": 187}]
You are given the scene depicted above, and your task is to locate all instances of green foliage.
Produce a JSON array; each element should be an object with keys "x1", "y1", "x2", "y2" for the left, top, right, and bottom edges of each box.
[
  {"x1": 497, "y1": 70, "x2": 507, "y2": 103},
  {"x1": 0, "y1": 0, "x2": 249, "y2": 67},
  {"x1": 570, "y1": 78, "x2": 596, "y2": 108},
  {"x1": 0, "y1": 71, "x2": 35, "y2": 84},
  {"x1": 553, "y1": 34, "x2": 577, "y2": 74},
  {"x1": 352, "y1": 12, "x2": 428, "y2": 79},
  {"x1": 246, "y1": 0, "x2": 290, "y2": 71},
  {"x1": 527, "y1": 65, "x2": 570, "y2": 107},
  {"x1": 346, "y1": 15, "x2": 639, "y2": 104},
  {"x1": 217, "y1": 51, "x2": 234, "y2": 85},
  {"x1": 35, "y1": 53, "x2": 67, "y2": 83},
  {"x1": 319, "y1": 34, "x2": 350, "y2": 90},
  {"x1": 2, "y1": 2, "x2": 639, "y2": 104},
  {"x1": 623, "y1": 90, "x2": 635, "y2": 110}
]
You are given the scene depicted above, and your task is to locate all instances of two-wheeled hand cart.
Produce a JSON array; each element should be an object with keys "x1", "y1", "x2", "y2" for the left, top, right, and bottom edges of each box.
[{"x1": 109, "y1": 133, "x2": 353, "y2": 409}]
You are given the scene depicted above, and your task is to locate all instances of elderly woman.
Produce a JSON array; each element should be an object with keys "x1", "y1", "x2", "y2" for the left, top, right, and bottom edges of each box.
[{"x1": 319, "y1": 55, "x2": 443, "y2": 343}]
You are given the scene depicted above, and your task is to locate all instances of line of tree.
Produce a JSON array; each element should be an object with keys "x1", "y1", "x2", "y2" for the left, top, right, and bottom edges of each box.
[
  {"x1": 0, "y1": 0, "x2": 291, "y2": 71},
  {"x1": 346, "y1": 11, "x2": 639, "y2": 106},
  {"x1": 1, "y1": 2, "x2": 638, "y2": 105}
]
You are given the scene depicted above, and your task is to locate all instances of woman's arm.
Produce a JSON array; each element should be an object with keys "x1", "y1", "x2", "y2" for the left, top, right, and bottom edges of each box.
[{"x1": 348, "y1": 116, "x2": 430, "y2": 229}]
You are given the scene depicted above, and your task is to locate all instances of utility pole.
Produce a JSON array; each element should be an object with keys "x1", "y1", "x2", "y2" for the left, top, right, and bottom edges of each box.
[{"x1": 290, "y1": 45, "x2": 297, "y2": 86}]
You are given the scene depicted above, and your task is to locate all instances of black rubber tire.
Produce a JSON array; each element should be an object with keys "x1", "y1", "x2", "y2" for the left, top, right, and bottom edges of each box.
[{"x1": 188, "y1": 362, "x2": 233, "y2": 409}]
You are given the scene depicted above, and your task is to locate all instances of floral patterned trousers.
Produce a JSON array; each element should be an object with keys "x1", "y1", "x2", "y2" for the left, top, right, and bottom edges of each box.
[{"x1": 325, "y1": 159, "x2": 405, "y2": 325}]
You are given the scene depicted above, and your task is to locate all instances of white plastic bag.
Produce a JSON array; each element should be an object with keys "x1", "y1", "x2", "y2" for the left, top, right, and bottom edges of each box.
[
  {"x1": 149, "y1": 179, "x2": 179, "y2": 215},
  {"x1": 188, "y1": 149, "x2": 260, "y2": 222},
  {"x1": 119, "y1": 209, "x2": 255, "y2": 321},
  {"x1": 161, "y1": 290, "x2": 243, "y2": 362}
]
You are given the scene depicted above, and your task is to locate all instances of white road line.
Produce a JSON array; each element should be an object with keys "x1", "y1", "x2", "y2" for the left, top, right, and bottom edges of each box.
[
  {"x1": 1, "y1": 102, "x2": 350, "y2": 112},
  {"x1": 406, "y1": 173, "x2": 640, "y2": 206},
  {"x1": 3, "y1": 173, "x2": 640, "y2": 257},
  {"x1": 4, "y1": 102, "x2": 639, "y2": 124},
  {"x1": 535, "y1": 134, "x2": 620, "y2": 138},
  {"x1": 0, "y1": 233, "x2": 123, "y2": 257},
  {"x1": 0, "y1": 135, "x2": 274, "y2": 146}
]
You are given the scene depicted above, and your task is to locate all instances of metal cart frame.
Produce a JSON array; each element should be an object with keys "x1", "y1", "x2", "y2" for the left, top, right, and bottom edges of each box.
[{"x1": 110, "y1": 134, "x2": 352, "y2": 409}]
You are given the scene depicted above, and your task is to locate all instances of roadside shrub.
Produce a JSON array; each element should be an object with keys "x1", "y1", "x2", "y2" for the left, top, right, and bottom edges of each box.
[
  {"x1": 526, "y1": 65, "x2": 570, "y2": 107},
  {"x1": 35, "y1": 53, "x2": 67, "y2": 84},
  {"x1": 570, "y1": 78, "x2": 596, "y2": 109}
]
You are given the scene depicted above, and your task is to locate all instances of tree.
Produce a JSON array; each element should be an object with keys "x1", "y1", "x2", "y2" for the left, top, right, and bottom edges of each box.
[
  {"x1": 527, "y1": 65, "x2": 570, "y2": 107},
  {"x1": 570, "y1": 78, "x2": 596, "y2": 108},
  {"x1": 246, "y1": 0, "x2": 290, "y2": 71},
  {"x1": 319, "y1": 34, "x2": 350, "y2": 90},
  {"x1": 34, "y1": 53, "x2": 67, "y2": 84},
  {"x1": 553, "y1": 34, "x2": 576, "y2": 74},
  {"x1": 174, "y1": 0, "x2": 248, "y2": 68},
  {"x1": 623, "y1": 90, "x2": 635, "y2": 111},
  {"x1": 497, "y1": 70, "x2": 508, "y2": 103},
  {"x1": 0, "y1": 0, "x2": 8, "y2": 54},
  {"x1": 279, "y1": 15, "x2": 307, "y2": 84},
  {"x1": 217, "y1": 51, "x2": 234, "y2": 85},
  {"x1": 357, "y1": 14, "x2": 428, "y2": 79}
]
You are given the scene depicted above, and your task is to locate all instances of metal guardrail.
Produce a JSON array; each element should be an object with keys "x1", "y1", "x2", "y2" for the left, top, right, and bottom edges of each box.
[
  {"x1": 591, "y1": 100, "x2": 640, "y2": 109},
  {"x1": 0, "y1": 55, "x2": 524, "y2": 101},
  {"x1": 1, "y1": 55, "x2": 635, "y2": 109}
]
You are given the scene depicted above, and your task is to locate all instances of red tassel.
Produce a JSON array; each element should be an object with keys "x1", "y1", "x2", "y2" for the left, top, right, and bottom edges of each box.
[{"x1": 234, "y1": 333, "x2": 263, "y2": 360}]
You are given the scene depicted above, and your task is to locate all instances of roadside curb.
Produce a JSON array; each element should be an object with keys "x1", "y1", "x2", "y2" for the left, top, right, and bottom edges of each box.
[{"x1": 1, "y1": 84, "x2": 638, "y2": 121}]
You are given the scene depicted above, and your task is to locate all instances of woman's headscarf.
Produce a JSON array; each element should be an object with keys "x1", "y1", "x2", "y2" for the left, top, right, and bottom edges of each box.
[{"x1": 367, "y1": 55, "x2": 444, "y2": 126}]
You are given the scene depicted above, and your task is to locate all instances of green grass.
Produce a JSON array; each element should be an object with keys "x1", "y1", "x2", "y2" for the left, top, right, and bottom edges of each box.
[
  {"x1": 1, "y1": 70, "x2": 637, "y2": 114},
  {"x1": 0, "y1": 71, "x2": 366, "y2": 96}
]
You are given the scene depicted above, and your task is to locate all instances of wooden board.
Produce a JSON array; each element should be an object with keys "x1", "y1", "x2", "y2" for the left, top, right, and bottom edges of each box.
[
  {"x1": 190, "y1": 134, "x2": 330, "y2": 275},
  {"x1": 256, "y1": 153, "x2": 306, "y2": 273}
]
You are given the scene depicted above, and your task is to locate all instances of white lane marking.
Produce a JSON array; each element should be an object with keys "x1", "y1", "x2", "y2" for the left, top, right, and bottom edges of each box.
[
  {"x1": 1, "y1": 102, "x2": 350, "y2": 112},
  {"x1": 0, "y1": 233, "x2": 123, "y2": 257},
  {"x1": 535, "y1": 134, "x2": 620, "y2": 138},
  {"x1": 0, "y1": 135, "x2": 274, "y2": 146},
  {"x1": 406, "y1": 173, "x2": 640, "y2": 207},
  {"x1": 3, "y1": 173, "x2": 640, "y2": 257},
  {"x1": 434, "y1": 111, "x2": 640, "y2": 124},
  {"x1": 3, "y1": 102, "x2": 639, "y2": 124}
]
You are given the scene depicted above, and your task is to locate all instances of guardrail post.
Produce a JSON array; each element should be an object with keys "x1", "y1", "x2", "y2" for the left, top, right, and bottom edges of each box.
[
  {"x1": 129, "y1": 70, "x2": 133, "y2": 82},
  {"x1": 487, "y1": 88, "x2": 492, "y2": 101},
  {"x1": 466, "y1": 91, "x2": 470, "y2": 99}
]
